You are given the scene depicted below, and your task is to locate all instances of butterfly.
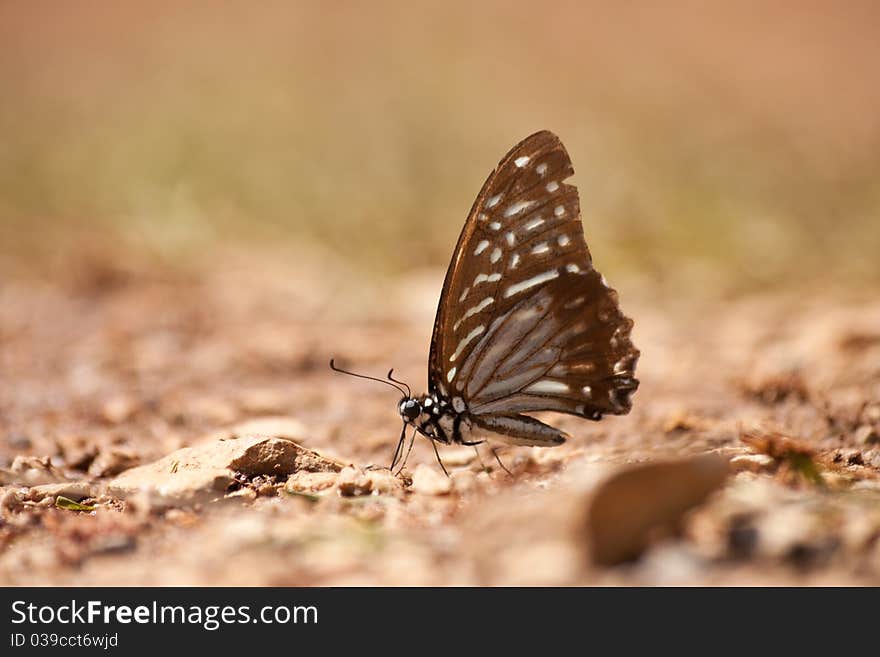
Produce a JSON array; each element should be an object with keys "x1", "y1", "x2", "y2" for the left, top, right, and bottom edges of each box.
[{"x1": 332, "y1": 130, "x2": 639, "y2": 473}]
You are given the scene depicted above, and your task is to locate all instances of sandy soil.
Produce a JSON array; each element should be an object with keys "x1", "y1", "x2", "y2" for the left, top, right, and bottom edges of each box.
[{"x1": 2, "y1": 252, "x2": 879, "y2": 585}]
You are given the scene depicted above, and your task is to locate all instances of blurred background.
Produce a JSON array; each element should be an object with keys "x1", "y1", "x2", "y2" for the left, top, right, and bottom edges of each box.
[{"x1": 2, "y1": 0, "x2": 878, "y2": 293}]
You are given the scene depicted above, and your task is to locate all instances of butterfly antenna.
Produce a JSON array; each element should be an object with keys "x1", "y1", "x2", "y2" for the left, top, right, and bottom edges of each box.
[
  {"x1": 329, "y1": 359, "x2": 408, "y2": 397},
  {"x1": 386, "y1": 369, "x2": 411, "y2": 398}
]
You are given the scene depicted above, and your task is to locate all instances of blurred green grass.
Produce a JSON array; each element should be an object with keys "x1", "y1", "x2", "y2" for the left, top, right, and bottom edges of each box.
[{"x1": 1, "y1": 1, "x2": 878, "y2": 291}]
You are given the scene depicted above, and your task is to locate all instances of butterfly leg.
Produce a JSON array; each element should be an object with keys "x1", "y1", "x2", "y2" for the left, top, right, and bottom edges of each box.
[
  {"x1": 491, "y1": 447, "x2": 513, "y2": 476},
  {"x1": 472, "y1": 445, "x2": 490, "y2": 474},
  {"x1": 389, "y1": 423, "x2": 408, "y2": 470},
  {"x1": 455, "y1": 429, "x2": 490, "y2": 473},
  {"x1": 395, "y1": 426, "x2": 418, "y2": 474},
  {"x1": 430, "y1": 439, "x2": 450, "y2": 477}
]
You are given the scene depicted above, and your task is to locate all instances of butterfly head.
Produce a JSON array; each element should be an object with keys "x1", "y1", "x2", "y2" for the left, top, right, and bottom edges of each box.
[{"x1": 398, "y1": 397, "x2": 422, "y2": 424}]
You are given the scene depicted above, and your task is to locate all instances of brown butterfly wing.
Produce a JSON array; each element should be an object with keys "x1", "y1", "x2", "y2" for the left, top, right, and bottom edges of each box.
[{"x1": 427, "y1": 130, "x2": 639, "y2": 422}]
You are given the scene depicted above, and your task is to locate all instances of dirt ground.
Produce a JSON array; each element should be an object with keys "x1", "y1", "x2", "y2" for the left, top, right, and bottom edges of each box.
[{"x1": 2, "y1": 250, "x2": 880, "y2": 586}]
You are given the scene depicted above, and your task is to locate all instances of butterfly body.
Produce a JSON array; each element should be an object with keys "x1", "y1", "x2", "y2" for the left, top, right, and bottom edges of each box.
[
  {"x1": 398, "y1": 392, "x2": 568, "y2": 447},
  {"x1": 398, "y1": 393, "x2": 472, "y2": 446}
]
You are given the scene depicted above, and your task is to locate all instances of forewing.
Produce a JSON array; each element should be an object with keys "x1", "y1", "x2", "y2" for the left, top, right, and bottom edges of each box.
[{"x1": 428, "y1": 130, "x2": 639, "y2": 420}]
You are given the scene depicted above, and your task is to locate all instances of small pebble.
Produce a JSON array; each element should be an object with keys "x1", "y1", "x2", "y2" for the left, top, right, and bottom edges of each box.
[
  {"x1": 411, "y1": 464, "x2": 452, "y2": 496},
  {"x1": 855, "y1": 425, "x2": 880, "y2": 445},
  {"x1": 729, "y1": 453, "x2": 775, "y2": 473},
  {"x1": 336, "y1": 466, "x2": 372, "y2": 497},
  {"x1": 286, "y1": 471, "x2": 339, "y2": 494},
  {"x1": 101, "y1": 396, "x2": 137, "y2": 424},
  {"x1": 450, "y1": 469, "x2": 478, "y2": 493}
]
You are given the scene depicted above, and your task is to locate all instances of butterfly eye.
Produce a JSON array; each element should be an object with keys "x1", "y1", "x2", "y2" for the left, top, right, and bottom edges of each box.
[{"x1": 400, "y1": 399, "x2": 421, "y2": 421}]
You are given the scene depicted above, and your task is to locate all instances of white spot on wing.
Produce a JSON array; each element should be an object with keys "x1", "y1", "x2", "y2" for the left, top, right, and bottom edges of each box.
[
  {"x1": 514, "y1": 155, "x2": 530, "y2": 167},
  {"x1": 473, "y1": 272, "x2": 500, "y2": 286},
  {"x1": 488, "y1": 221, "x2": 501, "y2": 231},
  {"x1": 524, "y1": 217, "x2": 544, "y2": 231},
  {"x1": 452, "y1": 397, "x2": 466, "y2": 412},
  {"x1": 459, "y1": 287, "x2": 470, "y2": 302},
  {"x1": 525, "y1": 380, "x2": 570, "y2": 394},
  {"x1": 582, "y1": 385, "x2": 592, "y2": 397},
  {"x1": 450, "y1": 325, "x2": 486, "y2": 362},
  {"x1": 486, "y1": 194, "x2": 502, "y2": 208},
  {"x1": 554, "y1": 205, "x2": 565, "y2": 217},
  {"x1": 446, "y1": 367, "x2": 457, "y2": 383},
  {"x1": 454, "y1": 297, "x2": 494, "y2": 329},
  {"x1": 557, "y1": 234, "x2": 570, "y2": 247},
  {"x1": 503, "y1": 270, "x2": 559, "y2": 297},
  {"x1": 531, "y1": 242, "x2": 550, "y2": 255},
  {"x1": 566, "y1": 263, "x2": 581, "y2": 273},
  {"x1": 546, "y1": 181, "x2": 559, "y2": 192},
  {"x1": 536, "y1": 163, "x2": 548, "y2": 176},
  {"x1": 510, "y1": 253, "x2": 521, "y2": 269},
  {"x1": 474, "y1": 240, "x2": 490, "y2": 255},
  {"x1": 505, "y1": 232, "x2": 515, "y2": 246},
  {"x1": 504, "y1": 201, "x2": 534, "y2": 217},
  {"x1": 490, "y1": 247, "x2": 502, "y2": 263}
]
